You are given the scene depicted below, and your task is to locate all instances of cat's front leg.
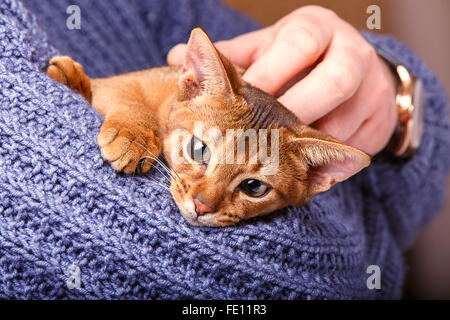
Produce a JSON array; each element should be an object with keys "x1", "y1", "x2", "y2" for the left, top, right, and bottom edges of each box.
[
  {"x1": 47, "y1": 56, "x2": 162, "y2": 174},
  {"x1": 97, "y1": 114, "x2": 161, "y2": 174}
]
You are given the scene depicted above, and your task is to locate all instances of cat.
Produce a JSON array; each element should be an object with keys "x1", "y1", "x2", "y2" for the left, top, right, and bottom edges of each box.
[{"x1": 46, "y1": 28, "x2": 370, "y2": 227}]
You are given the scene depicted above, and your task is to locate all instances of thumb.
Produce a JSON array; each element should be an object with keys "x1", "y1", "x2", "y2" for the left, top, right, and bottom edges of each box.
[{"x1": 167, "y1": 43, "x2": 186, "y2": 66}]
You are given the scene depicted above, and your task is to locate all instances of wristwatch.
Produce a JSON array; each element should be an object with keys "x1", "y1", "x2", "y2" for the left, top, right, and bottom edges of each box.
[{"x1": 377, "y1": 49, "x2": 425, "y2": 159}]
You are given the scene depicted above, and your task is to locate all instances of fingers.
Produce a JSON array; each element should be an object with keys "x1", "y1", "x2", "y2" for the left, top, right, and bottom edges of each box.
[
  {"x1": 344, "y1": 96, "x2": 397, "y2": 155},
  {"x1": 311, "y1": 98, "x2": 369, "y2": 142},
  {"x1": 343, "y1": 70, "x2": 397, "y2": 155},
  {"x1": 213, "y1": 28, "x2": 272, "y2": 67},
  {"x1": 314, "y1": 54, "x2": 396, "y2": 149},
  {"x1": 242, "y1": 14, "x2": 333, "y2": 95},
  {"x1": 311, "y1": 69, "x2": 378, "y2": 141},
  {"x1": 279, "y1": 43, "x2": 365, "y2": 124}
]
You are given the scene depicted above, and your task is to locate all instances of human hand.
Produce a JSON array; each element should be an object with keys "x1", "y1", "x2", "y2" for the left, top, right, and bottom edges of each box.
[{"x1": 167, "y1": 6, "x2": 398, "y2": 155}]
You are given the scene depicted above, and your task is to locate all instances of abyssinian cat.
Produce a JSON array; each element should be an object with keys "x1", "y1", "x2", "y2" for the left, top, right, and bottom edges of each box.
[{"x1": 46, "y1": 28, "x2": 370, "y2": 227}]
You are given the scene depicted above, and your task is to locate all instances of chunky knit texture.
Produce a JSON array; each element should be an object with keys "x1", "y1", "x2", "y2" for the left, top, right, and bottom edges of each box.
[{"x1": 0, "y1": 0, "x2": 449, "y2": 299}]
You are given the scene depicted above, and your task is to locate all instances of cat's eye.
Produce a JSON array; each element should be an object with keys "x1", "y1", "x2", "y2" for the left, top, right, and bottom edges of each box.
[
  {"x1": 187, "y1": 136, "x2": 210, "y2": 164},
  {"x1": 239, "y1": 179, "x2": 271, "y2": 198}
]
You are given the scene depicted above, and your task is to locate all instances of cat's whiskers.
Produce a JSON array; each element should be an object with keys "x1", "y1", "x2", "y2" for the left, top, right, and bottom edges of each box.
[
  {"x1": 146, "y1": 179, "x2": 171, "y2": 191},
  {"x1": 130, "y1": 141, "x2": 172, "y2": 177},
  {"x1": 130, "y1": 141, "x2": 183, "y2": 190},
  {"x1": 140, "y1": 155, "x2": 173, "y2": 180}
]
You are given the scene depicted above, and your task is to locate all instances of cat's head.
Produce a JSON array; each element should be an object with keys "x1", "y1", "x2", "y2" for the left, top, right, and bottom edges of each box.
[{"x1": 163, "y1": 28, "x2": 370, "y2": 227}]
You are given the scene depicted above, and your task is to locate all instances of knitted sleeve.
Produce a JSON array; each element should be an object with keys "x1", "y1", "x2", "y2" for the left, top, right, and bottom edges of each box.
[
  {"x1": 2, "y1": 0, "x2": 449, "y2": 299},
  {"x1": 361, "y1": 32, "x2": 450, "y2": 250}
]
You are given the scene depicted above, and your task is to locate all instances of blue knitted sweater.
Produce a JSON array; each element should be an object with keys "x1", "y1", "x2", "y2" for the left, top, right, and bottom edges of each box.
[{"x1": 0, "y1": 0, "x2": 449, "y2": 299}]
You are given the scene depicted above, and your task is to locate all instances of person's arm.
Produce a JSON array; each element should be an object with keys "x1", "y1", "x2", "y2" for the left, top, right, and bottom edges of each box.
[{"x1": 359, "y1": 31, "x2": 450, "y2": 249}]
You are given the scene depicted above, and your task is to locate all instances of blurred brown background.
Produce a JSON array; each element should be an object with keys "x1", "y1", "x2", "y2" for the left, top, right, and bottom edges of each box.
[{"x1": 224, "y1": 0, "x2": 450, "y2": 299}]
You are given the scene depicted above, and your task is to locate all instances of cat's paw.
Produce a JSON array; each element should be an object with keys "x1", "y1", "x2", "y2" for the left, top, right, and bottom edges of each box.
[
  {"x1": 97, "y1": 119, "x2": 161, "y2": 174},
  {"x1": 47, "y1": 56, "x2": 92, "y2": 101}
]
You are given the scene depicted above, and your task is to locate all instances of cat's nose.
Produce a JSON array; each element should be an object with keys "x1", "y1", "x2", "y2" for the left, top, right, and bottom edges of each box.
[{"x1": 193, "y1": 196, "x2": 216, "y2": 216}]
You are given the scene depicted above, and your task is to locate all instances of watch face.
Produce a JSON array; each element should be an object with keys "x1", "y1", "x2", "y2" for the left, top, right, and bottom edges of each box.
[{"x1": 412, "y1": 79, "x2": 424, "y2": 149}]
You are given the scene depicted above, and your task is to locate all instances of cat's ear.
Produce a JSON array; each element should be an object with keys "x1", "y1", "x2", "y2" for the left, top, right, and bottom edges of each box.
[
  {"x1": 178, "y1": 28, "x2": 240, "y2": 101},
  {"x1": 289, "y1": 134, "x2": 371, "y2": 196}
]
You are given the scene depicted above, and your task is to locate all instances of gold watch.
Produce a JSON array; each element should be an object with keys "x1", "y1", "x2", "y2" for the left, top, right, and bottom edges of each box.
[{"x1": 378, "y1": 50, "x2": 425, "y2": 159}]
